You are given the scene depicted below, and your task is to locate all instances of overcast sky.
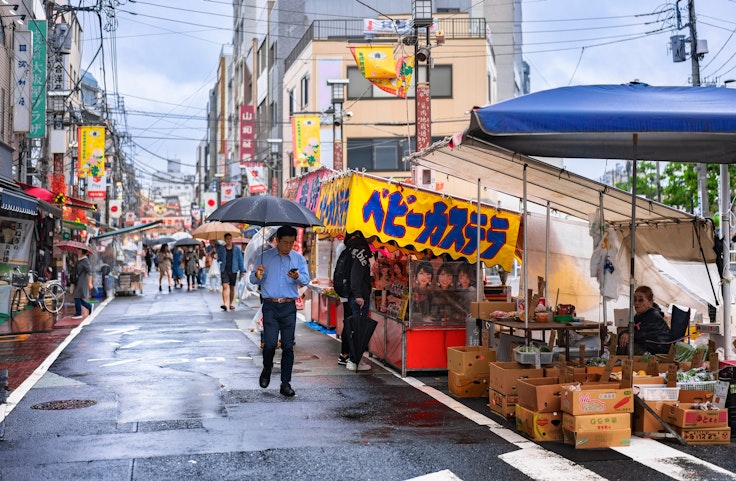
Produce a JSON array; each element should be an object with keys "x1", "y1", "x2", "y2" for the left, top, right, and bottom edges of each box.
[{"x1": 79, "y1": 1, "x2": 736, "y2": 185}]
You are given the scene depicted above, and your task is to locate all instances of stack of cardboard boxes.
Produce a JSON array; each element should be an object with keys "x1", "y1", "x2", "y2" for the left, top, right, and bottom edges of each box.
[
  {"x1": 560, "y1": 383, "x2": 634, "y2": 448},
  {"x1": 447, "y1": 346, "x2": 496, "y2": 398}
]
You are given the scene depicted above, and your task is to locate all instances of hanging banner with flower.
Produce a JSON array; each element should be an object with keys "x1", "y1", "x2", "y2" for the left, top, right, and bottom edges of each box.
[
  {"x1": 78, "y1": 126, "x2": 106, "y2": 178},
  {"x1": 291, "y1": 115, "x2": 320, "y2": 168}
]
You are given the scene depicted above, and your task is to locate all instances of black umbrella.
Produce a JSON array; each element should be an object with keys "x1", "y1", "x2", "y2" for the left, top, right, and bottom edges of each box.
[
  {"x1": 174, "y1": 237, "x2": 202, "y2": 248},
  {"x1": 207, "y1": 195, "x2": 322, "y2": 228},
  {"x1": 343, "y1": 313, "x2": 378, "y2": 368},
  {"x1": 145, "y1": 236, "x2": 175, "y2": 246}
]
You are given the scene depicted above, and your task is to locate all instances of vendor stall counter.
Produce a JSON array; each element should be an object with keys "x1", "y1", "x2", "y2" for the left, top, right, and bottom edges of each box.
[
  {"x1": 366, "y1": 259, "x2": 471, "y2": 377},
  {"x1": 307, "y1": 283, "x2": 343, "y2": 330}
]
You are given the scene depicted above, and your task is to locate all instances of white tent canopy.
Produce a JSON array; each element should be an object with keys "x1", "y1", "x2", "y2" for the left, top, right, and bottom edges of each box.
[{"x1": 406, "y1": 137, "x2": 720, "y2": 318}]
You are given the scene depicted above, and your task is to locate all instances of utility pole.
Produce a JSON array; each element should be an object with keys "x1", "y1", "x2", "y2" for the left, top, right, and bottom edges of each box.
[{"x1": 687, "y1": 0, "x2": 708, "y2": 217}]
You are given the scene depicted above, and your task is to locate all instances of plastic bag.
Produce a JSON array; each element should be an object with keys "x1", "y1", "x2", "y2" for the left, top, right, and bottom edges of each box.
[{"x1": 253, "y1": 305, "x2": 263, "y2": 332}]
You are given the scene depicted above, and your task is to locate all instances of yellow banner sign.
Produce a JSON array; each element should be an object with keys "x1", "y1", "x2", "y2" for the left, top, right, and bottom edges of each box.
[
  {"x1": 291, "y1": 115, "x2": 321, "y2": 168},
  {"x1": 350, "y1": 46, "x2": 397, "y2": 79},
  {"x1": 77, "y1": 126, "x2": 106, "y2": 178},
  {"x1": 317, "y1": 174, "x2": 521, "y2": 270}
]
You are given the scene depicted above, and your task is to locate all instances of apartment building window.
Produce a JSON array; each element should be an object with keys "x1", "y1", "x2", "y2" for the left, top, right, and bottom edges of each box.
[
  {"x1": 269, "y1": 42, "x2": 276, "y2": 69},
  {"x1": 288, "y1": 89, "x2": 294, "y2": 116},
  {"x1": 347, "y1": 65, "x2": 452, "y2": 99},
  {"x1": 258, "y1": 44, "x2": 267, "y2": 74},
  {"x1": 347, "y1": 138, "x2": 410, "y2": 172},
  {"x1": 300, "y1": 75, "x2": 309, "y2": 109}
]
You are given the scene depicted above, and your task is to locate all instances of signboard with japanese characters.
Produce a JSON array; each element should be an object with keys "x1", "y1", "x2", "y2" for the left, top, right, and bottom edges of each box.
[
  {"x1": 28, "y1": 20, "x2": 47, "y2": 138},
  {"x1": 12, "y1": 31, "x2": 32, "y2": 133},
  {"x1": 239, "y1": 105, "x2": 255, "y2": 166},
  {"x1": 317, "y1": 174, "x2": 521, "y2": 270}
]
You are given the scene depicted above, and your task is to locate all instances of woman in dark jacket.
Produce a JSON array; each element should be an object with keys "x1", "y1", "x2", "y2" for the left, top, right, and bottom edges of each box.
[{"x1": 618, "y1": 285, "x2": 673, "y2": 355}]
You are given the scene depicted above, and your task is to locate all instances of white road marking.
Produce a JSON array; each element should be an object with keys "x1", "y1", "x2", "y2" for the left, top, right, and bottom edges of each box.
[
  {"x1": 100, "y1": 358, "x2": 142, "y2": 367},
  {"x1": 102, "y1": 327, "x2": 139, "y2": 336},
  {"x1": 613, "y1": 437, "x2": 736, "y2": 480},
  {"x1": 404, "y1": 469, "x2": 463, "y2": 481}
]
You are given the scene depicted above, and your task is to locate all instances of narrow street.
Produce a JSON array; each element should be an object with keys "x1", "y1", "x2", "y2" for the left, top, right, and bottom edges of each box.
[{"x1": 0, "y1": 274, "x2": 734, "y2": 481}]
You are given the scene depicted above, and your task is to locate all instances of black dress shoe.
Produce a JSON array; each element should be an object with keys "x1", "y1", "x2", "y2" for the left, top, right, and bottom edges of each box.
[
  {"x1": 280, "y1": 382, "x2": 295, "y2": 397},
  {"x1": 259, "y1": 369, "x2": 271, "y2": 388}
]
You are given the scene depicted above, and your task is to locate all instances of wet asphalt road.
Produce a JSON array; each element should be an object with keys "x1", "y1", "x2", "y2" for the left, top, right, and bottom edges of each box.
[{"x1": 0, "y1": 275, "x2": 735, "y2": 481}]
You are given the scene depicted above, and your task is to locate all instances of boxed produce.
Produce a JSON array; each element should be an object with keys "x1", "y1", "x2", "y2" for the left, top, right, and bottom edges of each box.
[
  {"x1": 489, "y1": 362, "x2": 544, "y2": 395},
  {"x1": 489, "y1": 389, "x2": 518, "y2": 419},
  {"x1": 515, "y1": 404, "x2": 563, "y2": 441},
  {"x1": 562, "y1": 412, "x2": 631, "y2": 432},
  {"x1": 447, "y1": 346, "x2": 496, "y2": 375},
  {"x1": 517, "y1": 377, "x2": 563, "y2": 413},
  {"x1": 562, "y1": 428, "x2": 631, "y2": 449},
  {"x1": 673, "y1": 426, "x2": 731, "y2": 445},
  {"x1": 471, "y1": 301, "x2": 516, "y2": 320},
  {"x1": 633, "y1": 400, "x2": 667, "y2": 435},
  {"x1": 448, "y1": 371, "x2": 489, "y2": 398},
  {"x1": 561, "y1": 384, "x2": 634, "y2": 415},
  {"x1": 661, "y1": 402, "x2": 728, "y2": 429}
]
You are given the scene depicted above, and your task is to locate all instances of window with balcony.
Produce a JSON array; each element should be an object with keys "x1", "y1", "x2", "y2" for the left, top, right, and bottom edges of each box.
[{"x1": 347, "y1": 65, "x2": 452, "y2": 99}]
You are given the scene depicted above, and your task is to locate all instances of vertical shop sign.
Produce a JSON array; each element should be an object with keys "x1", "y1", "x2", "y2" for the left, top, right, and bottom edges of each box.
[
  {"x1": 12, "y1": 31, "x2": 32, "y2": 133},
  {"x1": 28, "y1": 20, "x2": 47, "y2": 138},
  {"x1": 239, "y1": 105, "x2": 255, "y2": 166}
]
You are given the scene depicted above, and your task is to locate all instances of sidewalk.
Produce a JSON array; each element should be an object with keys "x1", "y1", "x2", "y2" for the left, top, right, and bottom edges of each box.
[{"x1": 0, "y1": 290, "x2": 101, "y2": 391}]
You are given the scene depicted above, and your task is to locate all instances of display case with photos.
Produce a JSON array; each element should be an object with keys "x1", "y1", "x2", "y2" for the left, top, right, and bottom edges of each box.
[{"x1": 372, "y1": 258, "x2": 477, "y2": 329}]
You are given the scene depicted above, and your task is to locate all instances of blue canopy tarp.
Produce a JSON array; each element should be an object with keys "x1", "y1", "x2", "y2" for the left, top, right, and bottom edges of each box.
[{"x1": 469, "y1": 83, "x2": 736, "y2": 163}]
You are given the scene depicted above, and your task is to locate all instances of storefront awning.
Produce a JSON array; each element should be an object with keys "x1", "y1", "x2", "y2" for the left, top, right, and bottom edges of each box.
[
  {"x1": 90, "y1": 220, "x2": 163, "y2": 241},
  {"x1": 0, "y1": 188, "x2": 38, "y2": 215}
]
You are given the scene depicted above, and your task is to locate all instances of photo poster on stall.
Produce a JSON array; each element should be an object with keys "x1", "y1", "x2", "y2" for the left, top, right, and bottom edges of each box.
[{"x1": 0, "y1": 217, "x2": 34, "y2": 271}]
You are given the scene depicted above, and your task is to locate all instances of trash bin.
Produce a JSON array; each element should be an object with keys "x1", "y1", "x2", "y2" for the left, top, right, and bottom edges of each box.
[{"x1": 718, "y1": 367, "x2": 736, "y2": 437}]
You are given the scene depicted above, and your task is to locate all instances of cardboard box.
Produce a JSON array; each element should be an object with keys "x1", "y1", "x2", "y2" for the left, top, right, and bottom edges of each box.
[
  {"x1": 673, "y1": 426, "x2": 731, "y2": 445},
  {"x1": 563, "y1": 428, "x2": 632, "y2": 449},
  {"x1": 489, "y1": 362, "x2": 545, "y2": 395},
  {"x1": 489, "y1": 389, "x2": 517, "y2": 419},
  {"x1": 633, "y1": 400, "x2": 667, "y2": 435},
  {"x1": 678, "y1": 389, "x2": 714, "y2": 403},
  {"x1": 447, "y1": 346, "x2": 496, "y2": 376},
  {"x1": 517, "y1": 377, "x2": 563, "y2": 413},
  {"x1": 561, "y1": 385, "x2": 634, "y2": 415},
  {"x1": 662, "y1": 402, "x2": 728, "y2": 429},
  {"x1": 448, "y1": 371, "x2": 489, "y2": 398},
  {"x1": 563, "y1": 412, "x2": 631, "y2": 432},
  {"x1": 515, "y1": 404, "x2": 563, "y2": 441},
  {"x1": 471, "y1": 301, "x2": 516, "y2": 320}
]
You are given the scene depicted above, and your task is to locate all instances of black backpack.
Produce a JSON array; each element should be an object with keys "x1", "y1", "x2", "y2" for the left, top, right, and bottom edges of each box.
[{"x1": 333, "y1": 248, "x2": 352, "y2": 298}]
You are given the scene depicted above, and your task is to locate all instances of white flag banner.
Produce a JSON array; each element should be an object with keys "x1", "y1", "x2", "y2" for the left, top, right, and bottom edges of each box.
[
  {"x1": 108, "y1": 200, "x2": 122, "y2": 218},
  {"x1": 245, "y1": 162, "x2": 267, "y2": 194},
  {"x1": 203, "y1": 192, "x2": 218, "y2": 217}
]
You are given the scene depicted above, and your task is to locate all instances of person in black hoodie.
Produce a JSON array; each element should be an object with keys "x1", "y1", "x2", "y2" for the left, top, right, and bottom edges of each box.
[
  {"x1": 339, "y1": 231, "x2": 372, "y2": 371},
  {"x1": 618, "y1": 285, "x2": 673, "y2": 355}
]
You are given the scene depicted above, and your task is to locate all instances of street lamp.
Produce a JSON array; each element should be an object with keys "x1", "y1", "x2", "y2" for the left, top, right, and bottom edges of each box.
[
  {"x1": 267, "y1": 138, "x2": 282, "y2": 197},
  {"x1": 326, "y1": 79, "x2": 349, "y2": 171},
  {"x1": 412, "y1": 0, "x2": 433, "y2": 27}
]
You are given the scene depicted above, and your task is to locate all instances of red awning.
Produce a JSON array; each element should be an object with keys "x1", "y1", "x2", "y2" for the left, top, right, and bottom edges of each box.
[{"x1": 17, "y1": 182, "x2": 98, "y2": 211}]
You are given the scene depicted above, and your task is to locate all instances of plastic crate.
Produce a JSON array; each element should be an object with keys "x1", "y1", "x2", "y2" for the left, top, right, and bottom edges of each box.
[
  {"x1": 676, "y1": 380, "x2": 717, "y2": 391},
  {"x1": 513, "y1": 347, "x2": 553, "y2": 365},
  {"x1": 635, "y1": 385, "x2": 680, "y2": 401}
]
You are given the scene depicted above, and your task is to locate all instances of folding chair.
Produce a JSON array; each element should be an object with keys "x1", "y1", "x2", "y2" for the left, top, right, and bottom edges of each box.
[{"x1": 644, "y1": 305, "x2": 691, "y2": 353}]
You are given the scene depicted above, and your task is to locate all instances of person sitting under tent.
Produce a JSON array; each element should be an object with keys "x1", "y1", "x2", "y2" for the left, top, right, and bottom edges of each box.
[{"x1": 617, "y1": 285, "x2": 673, "y2": 355}]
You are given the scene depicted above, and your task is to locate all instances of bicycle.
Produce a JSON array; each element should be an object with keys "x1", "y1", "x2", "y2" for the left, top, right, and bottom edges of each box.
[{"x1": 7, "y1": 267, "x2": 65, "y2": 321}]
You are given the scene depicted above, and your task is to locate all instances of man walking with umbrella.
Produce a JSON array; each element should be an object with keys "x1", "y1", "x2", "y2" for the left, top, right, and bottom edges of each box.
[{"x1": 251, "y1": 225, "x2": 310, "y2": 397}]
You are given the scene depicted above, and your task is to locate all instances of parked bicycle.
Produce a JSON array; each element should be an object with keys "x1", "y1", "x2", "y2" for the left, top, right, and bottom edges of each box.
[{"x1": 7, "y1": 267, "x2": 65, "y2": 321}]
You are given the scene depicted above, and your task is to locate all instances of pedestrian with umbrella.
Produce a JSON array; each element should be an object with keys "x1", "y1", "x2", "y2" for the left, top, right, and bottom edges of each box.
[
  {"x1": 251, "y1": 225, "x2": 311, "y2": 397},
  {"x1": 70, "y1": 244, "x2": 94, "y2": 319},
  {"x1": 158, "y1": 243, "x2": 173, "y2": 292}
]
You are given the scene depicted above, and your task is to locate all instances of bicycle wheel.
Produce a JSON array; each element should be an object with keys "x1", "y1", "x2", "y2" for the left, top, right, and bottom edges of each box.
[
  {"x1": 9, "y1": 288, "x2": 24, "y2": 321},
  {"x1": 42, "y1": 282, "x2": 65, "y2": 314}
]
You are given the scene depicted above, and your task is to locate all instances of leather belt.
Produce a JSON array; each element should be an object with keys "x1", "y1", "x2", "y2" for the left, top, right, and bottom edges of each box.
[{"x1": 263, "y1": 298, "x2": 296, "y2": 303}]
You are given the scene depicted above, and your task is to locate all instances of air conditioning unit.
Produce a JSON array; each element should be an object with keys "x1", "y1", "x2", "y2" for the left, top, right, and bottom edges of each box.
[{"x1": 54, "y1": 23, "x2": 72, "y2": 54}]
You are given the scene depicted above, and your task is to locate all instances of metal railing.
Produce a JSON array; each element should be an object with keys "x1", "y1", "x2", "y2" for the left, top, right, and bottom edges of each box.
[{"x1": 285, "y1": 17, "x2": 486, "y2": 71}]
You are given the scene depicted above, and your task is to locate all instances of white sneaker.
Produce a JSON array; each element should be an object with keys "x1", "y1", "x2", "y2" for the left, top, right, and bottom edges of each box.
[
  {"x1": 346, "y1": 360, "x2": 371, "y2": 371},
  {"x1": 71, "y1": 315, "x2": 84, "y2": 319}
]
